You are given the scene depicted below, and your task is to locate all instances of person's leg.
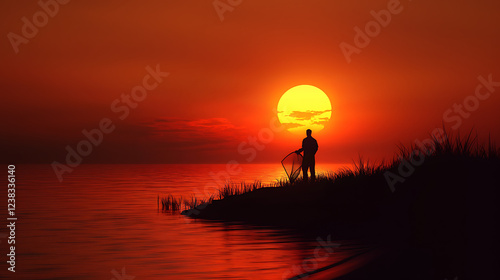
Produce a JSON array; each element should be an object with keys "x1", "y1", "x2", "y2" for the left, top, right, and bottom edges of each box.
[
  {"x1": 302, "y1": 161, "x2": 309, "y2": 182},
  {"x1": 310, "y1": 159, "x2": 316, "y2": 181}
]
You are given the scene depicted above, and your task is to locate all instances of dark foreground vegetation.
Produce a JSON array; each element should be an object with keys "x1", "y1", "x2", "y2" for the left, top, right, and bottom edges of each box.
[{"x1": 166, "y1": 131, "x2": 500, "y2": 279}]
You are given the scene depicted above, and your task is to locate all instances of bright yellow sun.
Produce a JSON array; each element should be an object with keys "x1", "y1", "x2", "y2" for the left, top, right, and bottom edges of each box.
[{"x1": 277, "y1": 85, "x2": 332, "y2": 134}]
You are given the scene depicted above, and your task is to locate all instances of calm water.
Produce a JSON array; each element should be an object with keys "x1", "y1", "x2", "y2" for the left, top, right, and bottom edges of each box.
[{"x1": 4, "y1": 164, "x2": 372, "y2": 279}]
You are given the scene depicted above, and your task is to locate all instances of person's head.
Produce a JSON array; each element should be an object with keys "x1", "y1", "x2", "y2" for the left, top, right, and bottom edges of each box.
[{"x1": 306, "y1": 129, "x2": 312, "y2": 137}]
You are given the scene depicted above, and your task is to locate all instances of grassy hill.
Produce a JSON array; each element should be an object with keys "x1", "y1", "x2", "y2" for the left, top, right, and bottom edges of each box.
[{"x1": 176, "y1": 131, "x2": 500, "y2": 279}]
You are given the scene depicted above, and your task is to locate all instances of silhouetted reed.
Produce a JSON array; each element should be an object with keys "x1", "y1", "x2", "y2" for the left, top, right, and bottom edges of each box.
[
  {"x1": 218, "y1": 181, "x2": 264, "y2": 199},
  {"x1": 182, "y1": 195, "x2": 213, "y2": 210},
  {"x1": 160, "y1": 194, "x2": 182, "y2": 211}
]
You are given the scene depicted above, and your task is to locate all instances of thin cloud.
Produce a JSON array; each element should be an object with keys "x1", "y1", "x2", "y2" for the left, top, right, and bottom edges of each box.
[
  {"x1": 279, "y1": 122, "x2": 305, "y2": 129},
  {"x1": 287, "y1": 110, "x2": 331, "y2": 121}
]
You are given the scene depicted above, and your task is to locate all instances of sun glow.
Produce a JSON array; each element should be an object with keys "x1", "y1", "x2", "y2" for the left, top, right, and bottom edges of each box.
[{"x1": 277, "y1": 85, "x2": 332, "y2": 134}]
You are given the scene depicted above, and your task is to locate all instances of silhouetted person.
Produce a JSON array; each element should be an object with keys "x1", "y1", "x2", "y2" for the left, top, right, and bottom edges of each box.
[{"x1": 295, "y1": 129, "x2": 318, "y2": 182}]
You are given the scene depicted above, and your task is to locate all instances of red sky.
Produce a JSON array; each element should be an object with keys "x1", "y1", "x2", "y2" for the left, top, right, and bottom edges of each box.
[{"x1": 1, "y1": 0, "x2": 500, "y2": 165}]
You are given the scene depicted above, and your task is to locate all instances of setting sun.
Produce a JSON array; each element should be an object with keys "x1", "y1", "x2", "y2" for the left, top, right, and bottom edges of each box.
[{"x1": 277, "y1": 85, "x2": 332, "y2": 134}]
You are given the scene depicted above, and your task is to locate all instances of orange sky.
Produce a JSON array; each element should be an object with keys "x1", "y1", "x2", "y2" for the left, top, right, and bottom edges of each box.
[{"x1": 1, "y1": 0, "x2": 500, "y2": 165}]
